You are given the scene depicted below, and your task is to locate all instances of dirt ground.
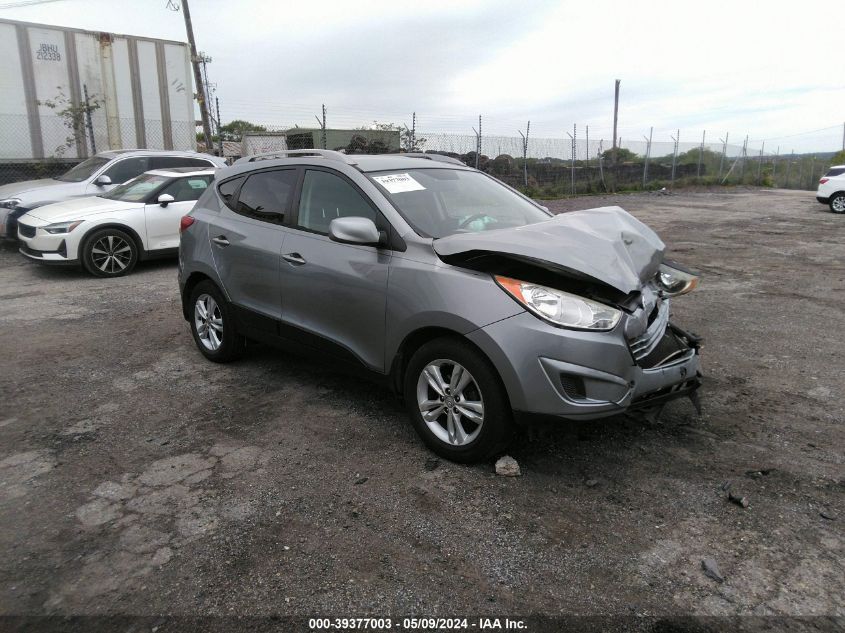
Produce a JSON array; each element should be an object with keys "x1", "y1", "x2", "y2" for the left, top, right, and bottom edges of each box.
[{"x1": 0, "y1": 189, "x2": 842, "y2": 622}]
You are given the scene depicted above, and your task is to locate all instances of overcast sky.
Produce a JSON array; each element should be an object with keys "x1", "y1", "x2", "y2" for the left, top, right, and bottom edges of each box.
[{"x1": 3, "y1": 0, "x2": 843, "y2": 152}]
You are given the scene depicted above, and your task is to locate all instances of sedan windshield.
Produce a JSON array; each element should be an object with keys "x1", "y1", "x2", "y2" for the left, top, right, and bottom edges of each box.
[
  {"x1": 101, "y1": 174, "x2": 171, "y2": 202},
  {"x1": 55, "y1": 156, "x2": 110, "y2": 182},
  {"x1": 368, "y1": 169, "x2": 550, "y2": 238}
]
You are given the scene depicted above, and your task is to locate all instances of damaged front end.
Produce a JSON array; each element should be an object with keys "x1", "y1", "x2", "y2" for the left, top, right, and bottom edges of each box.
[{"x1": 437, "y1": 206, "x2": 703, "y2": 420}]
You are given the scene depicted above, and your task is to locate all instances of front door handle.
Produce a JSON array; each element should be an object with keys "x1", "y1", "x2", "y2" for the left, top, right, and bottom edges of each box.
[
  {"x1": 212, "y1": 235, "x2": 230, "y2": 247},
  {"x1": 282, "y1": 252, "x2": 306, "y2": 266}
]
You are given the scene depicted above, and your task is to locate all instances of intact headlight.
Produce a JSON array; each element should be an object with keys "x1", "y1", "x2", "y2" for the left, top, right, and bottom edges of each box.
[
  {"x1": 0, "y1": 198, "x2": 21, "y2": 209},
  {"x1": 43, "y1": 220, "x2": 83, "y2": 234},
  {"x1": 495, "y1": 275, "x2": 621, "y2": 331},
  {"x1": 657, "y1": 262, "x2": 699, "y2": 296}
]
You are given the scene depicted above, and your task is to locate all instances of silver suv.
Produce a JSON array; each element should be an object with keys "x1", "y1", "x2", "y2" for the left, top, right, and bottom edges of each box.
[
  {"x1": 0, "y1": 150, "x2": 226, "y2": 239},
  {"x1": 178, "y1": 150, "x2": 703, "y2": 462}
]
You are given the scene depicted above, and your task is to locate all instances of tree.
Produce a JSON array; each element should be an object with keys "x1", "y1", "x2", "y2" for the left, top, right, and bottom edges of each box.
[
  {"x1": 38, "y1": 87, "x2": 102, "y2": 157},
  {"x1": 600, "y1": 147, "x2": 637, "y2": 162},
  {"x1": 218, "y1": 119, "x2": 267, "y2": 141},
  {"x1": 359, "y1": 121, "x2": 426, "y2": 152},
  {"x1": 830, "y1": 150, "x2": 845, "y2": 166}
]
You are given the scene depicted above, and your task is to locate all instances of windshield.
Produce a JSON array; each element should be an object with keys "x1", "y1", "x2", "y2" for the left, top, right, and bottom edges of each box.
[
  {"x1": 368, "y1": 169, "x2": 550, "y2": 238},
  {"x1": 55, "y1": 156, "x2": 110, "y2": 182},
  {"x1": 101, "y1": 174, "x2": 171, "y2": 202}
]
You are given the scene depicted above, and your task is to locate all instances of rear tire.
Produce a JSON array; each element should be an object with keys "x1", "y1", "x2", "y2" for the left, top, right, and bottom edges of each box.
[
  {"x1": 403, "y1": 337, "x2": 513, "y2": 463},
  {"x1": 188, "y1": 280, "x2": 244, "y2": 362},
  {"x1": 81, "y1": 227, "x2": 138, "y2": 277},
  {"x1": 829, "y1": 193, "x2": 845, "y2": 214}
]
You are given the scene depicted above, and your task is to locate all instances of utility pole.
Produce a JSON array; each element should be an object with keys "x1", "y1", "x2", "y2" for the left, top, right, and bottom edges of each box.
[
  {"x1": 757, "y1": 141, "x2": 764, "y2": 184},
  {"x1": 697, "y1": 130, "x2": 705, "y2": 178},
  {"x1": 611, "y1": 79, "x2": 620, "y2": 166},
  {"x1": 180, "y1": 0, "x2": 213, "y2": 150},
  {"x1": 215, "y1": 97, "x2": 222, "y2": 159}
]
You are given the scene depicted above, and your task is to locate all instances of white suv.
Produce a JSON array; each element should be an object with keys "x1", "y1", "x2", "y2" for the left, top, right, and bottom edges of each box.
[
  {"x1": 17, "y1": 168, "x2": 215, "y2": 277},
  {"x1": 816, "y1": 165, "x2": 845, "y2": 213}
]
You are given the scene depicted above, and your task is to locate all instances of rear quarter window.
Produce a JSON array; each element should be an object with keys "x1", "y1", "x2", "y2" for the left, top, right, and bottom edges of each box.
[
  {"x1": 217, "y1": 175, "x2": 246, "y2": 211},
  {"x1": 824, "y1": 168, "x2": 845, "y2": 178}
]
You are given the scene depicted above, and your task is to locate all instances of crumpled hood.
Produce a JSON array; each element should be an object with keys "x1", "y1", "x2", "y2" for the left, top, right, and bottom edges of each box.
[
  {"x1": 433, "y1": 206, "x2": 665, "y2": 294},
  {"x1": 24, "y1": 196, "x2": 141, "y2": 224}
]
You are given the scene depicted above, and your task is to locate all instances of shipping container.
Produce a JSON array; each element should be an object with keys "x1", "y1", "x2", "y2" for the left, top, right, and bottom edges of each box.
[{"x1": 0, "y1": 18, "x2": 196, "y2": 162}]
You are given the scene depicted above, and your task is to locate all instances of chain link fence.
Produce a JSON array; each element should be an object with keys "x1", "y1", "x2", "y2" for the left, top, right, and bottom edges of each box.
[
  {"x1": 2, "y1": 108, "x2": 842, "y2": 197},
  {"x1": 0, "y1": 114, "x2": 196, "y2": 185}
]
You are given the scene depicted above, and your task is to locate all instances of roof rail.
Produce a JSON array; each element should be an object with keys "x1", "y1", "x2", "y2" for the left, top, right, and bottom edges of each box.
[
  {"x1": 400, "y1": 152, "x2": 467, "y2": 166},
  {"x1": 234, "y1": 149, "x2": 357, "y2": 166}
]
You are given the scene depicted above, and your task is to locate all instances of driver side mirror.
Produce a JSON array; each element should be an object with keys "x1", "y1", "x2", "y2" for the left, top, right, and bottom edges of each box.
[
  {"x1": 94, "y1": 175, "x2": 112, "y2": 187},
  {"x1": 158, "y1": 193, "x2": 175, "y2": 207},
  {"x1": 329, "y1": 217, "x2": 381, "y2": 246}
]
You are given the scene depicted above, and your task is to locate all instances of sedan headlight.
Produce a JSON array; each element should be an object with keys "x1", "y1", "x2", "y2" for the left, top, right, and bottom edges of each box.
[
  {"x1": 0, "y1": 198, "x2": 21, "y2": 209},
  {"x1": 657, "y1": 262, "x2": 699, "y2": 296},
  {"x1": 495, "y1": 275, "x2": 621, "y2": 331},
  {"x1": 43, "y1": 220, "x2": 83, "y2": 234}
]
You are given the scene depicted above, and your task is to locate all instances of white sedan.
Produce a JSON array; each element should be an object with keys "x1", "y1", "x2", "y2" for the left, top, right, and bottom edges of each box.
[{"x1": 16, "y1": 167, "x2": 215, "y2": 277}]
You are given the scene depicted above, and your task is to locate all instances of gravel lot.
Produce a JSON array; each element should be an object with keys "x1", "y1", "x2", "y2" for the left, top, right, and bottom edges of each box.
[{"x1": 0, "y1": 189, "x2": 842, "y2": 620}]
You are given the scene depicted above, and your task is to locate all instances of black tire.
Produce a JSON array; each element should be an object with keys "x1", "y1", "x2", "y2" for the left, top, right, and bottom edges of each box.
[
  {"x1": 188, "y1": 280, "x2": 244, "y2": 363},
  {"x1": 829, "y1": 193, "x2": 845, "y2": 214},
  {"x1": 81, "y1": 227, "x2": 139, "y2": 277},
  {"x1": 403, "y1": 337, "x2": 513, "y2": 463}
]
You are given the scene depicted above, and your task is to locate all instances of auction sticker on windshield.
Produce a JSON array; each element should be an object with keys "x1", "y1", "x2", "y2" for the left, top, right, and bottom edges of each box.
[{"x1": 372, "y1": 173, "x2": 426, "y2": 194}]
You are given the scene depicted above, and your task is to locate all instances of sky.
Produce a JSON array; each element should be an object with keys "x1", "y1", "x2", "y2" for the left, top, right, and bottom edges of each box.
[{"x1": 2, "y1": 0, "x2": 843, "y2": 153}]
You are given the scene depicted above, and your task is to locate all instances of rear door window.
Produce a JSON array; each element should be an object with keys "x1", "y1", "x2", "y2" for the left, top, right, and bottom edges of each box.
[
  {"x1": 159, "y1": 176, "x2": 213, "y2": 202},
  {"x1": 103, "y1": 157, "x2": 150, "y2": 184}
]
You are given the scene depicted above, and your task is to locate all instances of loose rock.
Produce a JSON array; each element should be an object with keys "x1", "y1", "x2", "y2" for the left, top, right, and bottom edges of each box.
[
  {"x1": 701, "y1": 558, "x2": 725, "y2": 583},
  {"x1": 728, "y1": 491, "x2": 749, "y2": 508},
  {"x1": 819, "y1": 510, "x2": 837, "y2": 521},
  {"x1": 424, "y1": 459, "x2": 440, "y2": 472},
  {"x1": 495, "y1": 455, "x2": 521, "y2": 477}
]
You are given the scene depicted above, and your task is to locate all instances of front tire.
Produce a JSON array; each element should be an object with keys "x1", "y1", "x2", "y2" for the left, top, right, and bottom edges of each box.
[
  {"x1": 188, "y1": 280, "x2": 244, "y2": 362},
  {"x1": 403, "y1": 337, "x2": 513, "y2": 463},
  {"x1": 829, "y1": 193, "x2": 845, "y2": 214},
  {"x1": 81, "y1": 227, "x2": 139, "y2": 277}
]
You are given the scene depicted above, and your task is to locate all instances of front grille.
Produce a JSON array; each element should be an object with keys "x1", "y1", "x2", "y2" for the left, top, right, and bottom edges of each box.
[
  {"x1": 637, "y1": 328, "x2": 687, "y2": 369},
  {"x1": 628, "y1": 299, "x2": 669, "y2": 361},
  {"x1": 18, "y1": 223, "x2": 36, "y2": 238}
]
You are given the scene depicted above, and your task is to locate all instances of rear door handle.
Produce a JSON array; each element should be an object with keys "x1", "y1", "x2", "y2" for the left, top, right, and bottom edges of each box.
[
  {"x1": 282, "y1": 252, "x2": 306, "y2": 266},
  {"x1": 212, "y1": 235, "x2": 230, "y2": 247}
]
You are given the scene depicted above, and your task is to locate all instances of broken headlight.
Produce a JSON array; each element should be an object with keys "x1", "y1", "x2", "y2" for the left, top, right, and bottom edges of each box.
[
  {"x1": 657, "y1": 262, "x2": 699, "y2": 296},
  {"x1": 495, "y1": 275, "x2": 621, "y2": 331}
]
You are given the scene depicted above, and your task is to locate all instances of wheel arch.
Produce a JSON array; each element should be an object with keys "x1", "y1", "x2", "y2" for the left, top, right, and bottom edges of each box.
[
  {"x1": 78, "y1": 222, "x2": 146, "y2": 259},
  {"x1": 181, "y1": 271, "x2": 216, "y2": 321},
  {"x1": 389, "y1": 326, "x2": 508, "y2": 406}
]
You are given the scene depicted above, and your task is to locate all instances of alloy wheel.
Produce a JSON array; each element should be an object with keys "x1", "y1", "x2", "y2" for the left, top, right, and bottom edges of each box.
[
  {"x1": 416, "y1": 359, "x2": 484, "y2": 446},
  {"x1": 194, "y1": 293, "x2": 224, "y2": 351},
  {"x1": 832, "y1": 195, "x2": 845, "y2": 213},
  {"x1": 91, "y1": 234, "x2": 133, "y2": 274}
]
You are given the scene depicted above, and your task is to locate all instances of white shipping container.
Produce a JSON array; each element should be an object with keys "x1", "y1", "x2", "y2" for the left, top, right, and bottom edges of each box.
[{"x1": 0, "y1": 18, "x2": 196, "y2": 161}]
